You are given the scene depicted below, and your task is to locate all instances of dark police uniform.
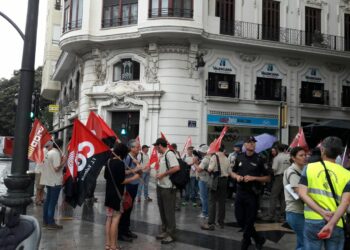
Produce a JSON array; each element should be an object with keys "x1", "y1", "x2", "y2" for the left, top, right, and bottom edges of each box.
[{"x1": 233, "y1": 152, "x2": 268, "y2": 249}]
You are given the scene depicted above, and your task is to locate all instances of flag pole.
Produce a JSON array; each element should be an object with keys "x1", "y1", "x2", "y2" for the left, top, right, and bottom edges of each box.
[
  {"x1": 342, "y1": 144, "x2": 348, "y2": 166},
  {"x1": 53, "y1": 140, "x2": 64, "y2": 156}
]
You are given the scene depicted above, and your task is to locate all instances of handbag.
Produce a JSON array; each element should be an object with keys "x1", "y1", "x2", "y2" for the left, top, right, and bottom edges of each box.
[
  {"x1": 107, "y1": 159, "x2": 133, "y2": 213},
  {"x1": 321, "y1": 160, "x2": 350, "y2": 249},
  {"x1": 207, "y1": 154, "x2": 221, "y2": 191}
]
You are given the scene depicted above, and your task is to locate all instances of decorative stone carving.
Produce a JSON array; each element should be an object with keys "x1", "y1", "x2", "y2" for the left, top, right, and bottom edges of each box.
[
  {"x1": 325, "y1": 63, "x2": 345, "y2": 73},
  {"x1": 306, "y1": 0, "x2": 325, "y2": 7},
  {"x1": 158, "y1": 44, "x2": 189, "y2": 54},
  {"x1": 188, "y1": 43, "x2": 198, "y2": 77},
  {"x1": 92, "y1": 49, "x2": 107, "y2": 86},
  {"x1": 282, "y1": 57, "x2": 304, "y2": 67},
  {"x1": 145, "y1": 43, "x2": 159, "y2": 83},
  {"x1": 105, "y1": 81, "x2": 144, "y2": 98},
  {"x1": 340, "y1": 0, "x2": 350, "y2": 11},
  {"x1": 239, "y1": 53, "x2": 258, "y2": 63}
]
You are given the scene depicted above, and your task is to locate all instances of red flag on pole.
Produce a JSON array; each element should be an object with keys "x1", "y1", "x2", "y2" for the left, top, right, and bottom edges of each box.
[
  {"x1": 160, "y1": 132, "x2": 174, "y2": 151},
  {"x1": 289, "y1": 127, "x2": 309, "y2": 151},
  {"x1": 28, "y1": 119, "x2": 52, "y2": 163},
  {"x1": 181, "y1": 136, "x2": 192, "y2": 158},
  {"x1": 64, "y1": 119, "x2": 111, "y2": 207},
  {"x1": 86, "y1": 111, "x2": 118, "y2": 147},
  {"x1": 207, "y1": 126, "x2": 228, "y2": 154},
  {"x1": 148, "y1": 147, "x2": 159, "y2": 170}
]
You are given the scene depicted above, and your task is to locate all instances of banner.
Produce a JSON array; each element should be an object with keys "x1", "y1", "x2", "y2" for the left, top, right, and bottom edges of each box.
[{"x1": 28, "y1": 119, "x2": 52, "y2": 163}]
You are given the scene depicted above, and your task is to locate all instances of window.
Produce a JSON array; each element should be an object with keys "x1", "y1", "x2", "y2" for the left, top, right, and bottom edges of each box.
[
  {"x1": 255, "y1": 78, "x2": 283, "y2": 101},
  {"x1": 216, "y1": 0, "x2": 235, "y2": 35},
  {"x1": 149, "y1": 0, "x2": 193, "y2": 18},
  {"x1": 113, "y1": 59, "x2": 140, "y2": 81},
  {"x1": 262, "y1": 0, "x2": 280, "y2": 41},
  {"x1": 305, "y1": 7, "x2": 321, "y2": 46},
  {"x1": 342, "y1": 85, "x2": 350, "y2": 107},
  {"x1": 102, "y1": 0, "x2": 138, "y2": 28},
  {"x1": 63, "y1": 0, "x2": 83, "y2": 33},
  {"x1": 52, "y1": 25, "x2": 61, "y2": 44},
  {"x1": 345, "y1": 14, "x2": 350, "y2": 51},
  {"x1": 300, "y1": 82, "x2": 325, "y2": 104},
  {"x1": 207, "y1": 73, "x2": 238, "y2": 98}
]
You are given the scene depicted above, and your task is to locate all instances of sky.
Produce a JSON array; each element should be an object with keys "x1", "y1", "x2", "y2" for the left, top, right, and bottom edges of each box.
[{"x1": 0, "y1": 0, "x2": 47, "y2": 79}]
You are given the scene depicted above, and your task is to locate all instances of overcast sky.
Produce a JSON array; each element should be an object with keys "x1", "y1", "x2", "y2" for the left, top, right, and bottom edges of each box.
[{"x1": 0, "y1": 1, "x2": 47, "y2": 79}]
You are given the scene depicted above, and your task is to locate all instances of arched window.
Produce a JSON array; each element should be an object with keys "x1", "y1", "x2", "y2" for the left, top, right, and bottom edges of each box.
[
  {"x1": 113, "y1": 58, "x2": 140, "y2": 81},
  {"x1": 103, "y1": 0, "x2": 138, "y2": 28},
  {"x1": 149, "y1": 0, "x2": 193, "y2": 18}
]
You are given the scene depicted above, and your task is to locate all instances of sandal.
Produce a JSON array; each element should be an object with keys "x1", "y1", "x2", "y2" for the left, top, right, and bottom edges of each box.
[{"x1": 105, "y1": 244, "x2": 110, "y2": 250}]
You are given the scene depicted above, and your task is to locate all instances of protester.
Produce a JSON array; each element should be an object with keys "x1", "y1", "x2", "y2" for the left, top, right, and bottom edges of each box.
[
  {"x1": 104, "y1": 142, "x2": 141, "y2": 250},
  {"x1": 230, "y1": 136, "x2": 270, "y2": 250},
  {"x1": 154, "y1": 138, "x2": 180, "y2": 244},
  {"x1": 307, "y1": 147, "x2": 321, "y2": 163},
  {"x1": 299, "y1": 136, "x2": 350, "y2": 250},
  {"x1": 118, "y1": 139, "x2": 142, "y2": 242},
  {"x1": 194, "y1": 144, "x2": 210, "y2": 219},
  {"x1": 183, "y1": 146, "x2": 197, "y2": 207},
  {"x1": 40, "y1": 139, "x2": 66, "y2": 229},
  {"x1": 136, "y1": 144, "x2": 152, "y2": 202},
  {"x1": 34, "y1": 162, "x2": 45, "y2": 206},
  {"x1": 283, "y1": 147, "x2": 306, "y2": 250},
  {"x1": 264, "y1": 144, "x2": 290, "y2": 222},
  {"x1": 201, "y1": 145, "x2": 230, "y2": 230}
]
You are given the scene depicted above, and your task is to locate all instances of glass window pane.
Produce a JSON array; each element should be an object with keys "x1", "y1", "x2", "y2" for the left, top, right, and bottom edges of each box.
[
  {"x1": 78, "y1": 0, "x2": 83, "y2": 21},
  {"x1": 131, "y1": 4, "x2": 137, "y2": 23},
  {"x1": 113, "y1": 6, "x2": 119, "y2": 25},
  {"x1": 72, "y1": 0, "x2": 78, "y2": 22},
  {"x1": 162, "y1": 0, "x2": 168, "y2": 16},
  {"x1": 122, "y1": 5, "x2": 129, "y2": 25}
]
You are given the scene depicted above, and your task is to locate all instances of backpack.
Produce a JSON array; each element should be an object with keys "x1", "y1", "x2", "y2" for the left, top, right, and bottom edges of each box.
[{"x1": 165, "y1": 150, "x2": 190, "y2": 189}]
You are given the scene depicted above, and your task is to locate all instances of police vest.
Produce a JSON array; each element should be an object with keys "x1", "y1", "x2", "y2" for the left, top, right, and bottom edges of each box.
[{"x1": 304, "y1": 161, "x2": 350, "y2": 228}]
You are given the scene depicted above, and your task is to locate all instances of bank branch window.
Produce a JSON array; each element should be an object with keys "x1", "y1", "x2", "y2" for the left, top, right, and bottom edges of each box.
[
  {"x1": 207, "y1": 73, "x2": 237, "y2": 98},
  {"x1": 255, "y1": 77, "x2": 282, "y2": 101},
  {"x1": 300, "y1": 81, "x2": 326, "y2": 105},
  {"x1": 113, "y1": 59, "x2": 140, "y2": 81}
]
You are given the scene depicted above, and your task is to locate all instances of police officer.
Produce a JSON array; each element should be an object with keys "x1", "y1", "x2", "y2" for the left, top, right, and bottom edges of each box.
[{"x1": 230, "y1": 136, "x2": 271, "y2": 250}]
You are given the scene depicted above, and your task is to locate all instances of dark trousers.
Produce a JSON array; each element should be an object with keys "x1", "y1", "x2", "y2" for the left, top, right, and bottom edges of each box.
[
  {"x1": 157, "y1": 186, "x2": 176, "y2": 238},
  {"x1": 43, "y1": 185, "x2": 61, "y2": 225},
  {"x1": 235, "y1": 191, "x2": 264, "y2": 244},
  {"x1": 208, "y1": 177, "x2": 227, "y2": 225},
  {"x1": 119, "y1": 183, "x2": 138, "y2": 236},
  {"x1": 269, "y1": 175, "x2": 286, "y2": 218}
]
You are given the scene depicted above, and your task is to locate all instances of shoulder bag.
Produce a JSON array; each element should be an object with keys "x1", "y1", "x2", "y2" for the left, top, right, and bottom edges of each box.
[{"x1": 321, "y1": 160, "x2": 350, "y2": 249}]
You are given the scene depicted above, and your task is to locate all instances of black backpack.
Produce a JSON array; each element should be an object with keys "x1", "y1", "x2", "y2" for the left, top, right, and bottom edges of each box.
[{"x1": 165, "y1": 150, "x2": 190, "y2": 189}]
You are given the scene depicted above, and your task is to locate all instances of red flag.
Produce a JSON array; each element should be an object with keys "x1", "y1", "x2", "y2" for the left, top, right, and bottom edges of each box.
[
  {"x1": 161, "y1": 132, "x2": 174, "y2": 151},
  {"x1": 28, "y1": 119, "x2": 52, "y2": 163},
  {"x1": 181, "y1": 136, "x2": 192, "y2": 157},
  {"x1": 207, "y1": 126, "x2": 228, "y2": 154},
  {"x1": 65, "y1": 119, "x2": 111, "y2": 207},
  {"x1": 289, "y1": 127, "x2": 309, "y2": 151},
  {"x1": 86, "y1": 111, "x2": 118, "y2": 147},
  {"x1": 148, "y1": 147, "x2": 159, "y2": 170}
]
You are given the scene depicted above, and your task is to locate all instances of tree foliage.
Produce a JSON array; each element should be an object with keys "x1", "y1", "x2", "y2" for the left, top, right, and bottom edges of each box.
[{"x1": 0, "y1": 67, "x2": 53, "y2": 136}]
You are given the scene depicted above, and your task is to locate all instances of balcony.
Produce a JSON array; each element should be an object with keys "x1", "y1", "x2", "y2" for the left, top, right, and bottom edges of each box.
[
  {"x1": 149, "y1": 8, "x2": 193, "y2": 18},
  {"x1": 206, "y1": 81, "x2": 240, "y2": 99},
  {"x1": 102, "y1": 16, "x2": 138, "y2": 28},
  {"x1": 300, "y1": 89, "x2": 329, "y2": 105},
  {"x1": 255, "y1": 85, "x2": 286, "y2": 102},
  {"x1": 220, "y1": 20, "x2": 349, "y2": 52},
  {"x1": 62, "y1": 19, "x2": 82, "y2": 33}
]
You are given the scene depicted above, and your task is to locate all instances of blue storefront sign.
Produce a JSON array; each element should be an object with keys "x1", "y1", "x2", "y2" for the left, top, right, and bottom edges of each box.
[{"x1": 207, "y1": 114, "x2": 278, "y2": 128}]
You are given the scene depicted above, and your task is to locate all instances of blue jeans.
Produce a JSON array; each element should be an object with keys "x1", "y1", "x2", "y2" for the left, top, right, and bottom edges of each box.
[
  {"x1": 43, "y1": 185, "x2": 61, "y2": 225},
  {"x1": 137, "y1": 172, "x2": 150, "y2": 198},
  {"x1": 304, "y1": 219, "x2": 344, "y2": 250},
  {"x1": 286, "y1": 212, "x2": 305, "y2": 250},
  {"x1": 185, "y1": 177, "x2": 197, "y2": 202},
  {"x1": 198, "y1": 180, "x2": 208, "y2": 216}
]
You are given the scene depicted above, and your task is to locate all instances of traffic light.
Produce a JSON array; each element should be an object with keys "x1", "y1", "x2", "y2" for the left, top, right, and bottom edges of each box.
[{"x1": 30, "y1": 91, "x2": 40, "y2": 121}]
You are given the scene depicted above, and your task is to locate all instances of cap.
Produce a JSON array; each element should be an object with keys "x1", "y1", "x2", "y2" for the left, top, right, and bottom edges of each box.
[
  {"x1": 45, "y1": 140, "x2": 53, "y2": 147},
  {"x1": 142, "y1": 144, "x2": 150, "y2": 149},
  {"x1": 245, "y1": 136, "x2": 257, "y2": 143},
  {"x1": 198, "y1": 144, "x2": 209, "y2": 153},
  {"x1": 153, "y1": 138, "x2": 167, "y2": 146}
]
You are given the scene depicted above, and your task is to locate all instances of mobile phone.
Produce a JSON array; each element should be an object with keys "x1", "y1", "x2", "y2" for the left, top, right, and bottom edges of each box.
[{"x1": 317, "y1": 230, "x2": 330, "y2": 239}]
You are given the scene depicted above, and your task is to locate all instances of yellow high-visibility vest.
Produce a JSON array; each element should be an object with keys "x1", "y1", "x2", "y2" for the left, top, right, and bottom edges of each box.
[{"x1": 304, "y1": 161, "x2": 350, "y2": 228}]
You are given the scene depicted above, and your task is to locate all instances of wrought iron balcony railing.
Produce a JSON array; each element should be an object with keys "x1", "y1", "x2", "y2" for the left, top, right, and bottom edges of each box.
[
  {"x1": 300, "y1": 89, "x2": 329, "y2": 105},
  {"x1": 102, "y1": 16, "x2": 138, "y2": 28},
  {"x1": 62, "y1": 19, "x2": 82, "y2": 33},
  {"x1": 220, "y1": 20, "x2": 349, "y2": 52},
  {"x1": 149, "y1": 8, "x2": 193, "y2": 18},
  {"x1": 206, "y1": 81, "x2": 240, "y2": 99}
]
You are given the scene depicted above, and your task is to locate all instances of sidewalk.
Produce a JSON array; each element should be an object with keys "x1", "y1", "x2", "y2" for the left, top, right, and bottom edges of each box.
[{"x1": 29, "y1": 177, "x2": 297, "y2": 250}]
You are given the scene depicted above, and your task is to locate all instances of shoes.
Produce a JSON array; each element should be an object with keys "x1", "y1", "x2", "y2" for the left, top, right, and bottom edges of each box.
[
  {"x1": 192, "y1": 202, "x2": 197, "y2": 207},
  {"x1": 118, "y1": 235, "x2": 133, "y2": 242},
  {"x1": 47, "y1": 223, "x2": 63, "y2": 230},
  {"x1": 156, "y1": 232, "x2": 168, "y2": 240},
  {"x1": 161, "y1": 236, "x2": 175, "y2": 244},
  {"x1": 137, "y1": 197, "x2": 141, "y2": 203},
  {"x1": 255, "y1": 237, "x2": 266, "y2": 250},
  {"x1": 198, "y1": 213, "x2": 206, "y2": 218},
  {"x1": 201, "y1": 223, "x2": 215, "y2": 231},
  {"x1": 126, "y1": 231, "x2": 137, "y2": 239},
  {"x1": 145, "y1": 197, "x2": 153, "y2": 202}
]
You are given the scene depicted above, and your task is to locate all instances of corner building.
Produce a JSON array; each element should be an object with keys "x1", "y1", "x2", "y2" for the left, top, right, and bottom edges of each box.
[{"x1": 41, "y1": 0, "x2": 350, "y2": 149}]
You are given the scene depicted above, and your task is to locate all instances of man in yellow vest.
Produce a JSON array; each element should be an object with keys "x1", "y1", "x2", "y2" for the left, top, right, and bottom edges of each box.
[{"x1": 299, "y1": 136, "x2": 350, "y2": 250}]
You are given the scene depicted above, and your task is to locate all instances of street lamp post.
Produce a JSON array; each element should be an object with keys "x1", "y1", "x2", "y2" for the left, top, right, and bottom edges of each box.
[{"x1": 0, "y1": 0, "x2": 40, "y2": 214}]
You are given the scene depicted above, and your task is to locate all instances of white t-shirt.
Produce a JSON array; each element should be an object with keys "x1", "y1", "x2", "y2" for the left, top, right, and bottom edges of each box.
[
  {"x1": 157, "y1": 150, "x2": 179, "y2": 189},
  {"x1": 40, "y1": 148, "x2": 63, "y2": 186}
]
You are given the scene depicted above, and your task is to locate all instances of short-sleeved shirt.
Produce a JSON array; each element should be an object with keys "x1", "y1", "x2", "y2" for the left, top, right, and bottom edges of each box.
[
  {"x1": 233, "y1": 152, "x2": 268, "y2": 193},
  {"x1": 183, "y1": 154, "x2": 196, "y2": 177},
  {"x1": 208, "y1": 152, "x2": 231, "y2": 177},
  {"x1": 283, "y1": 164, "x2": 303, "y2": 213},
  {"x1": 198, "y1": 155, "x2": 210, "y2": 182},
  {"x1": 40, "y1": 148, "x2": 62, "y2": 186},
  {"x1": 157, "y1": 149, "x2": 179, "y2": 189},
  {"x1": 124, "y1": 154, "x2": 140, "y2": 185},
  {"x1": 138, "y1": 152, "x2": 150, "y2": 172},
  {"x1": 272, "y1": 152, "x2": 291, "y2": 176}
]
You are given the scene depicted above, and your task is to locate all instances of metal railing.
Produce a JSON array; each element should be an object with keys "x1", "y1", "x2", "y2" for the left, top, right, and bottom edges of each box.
[
  {"x1": 300, "y1": 89, "x2": 329, "y2": 105},
  {"x1": 102, "y1": 16, "x2": 138, "y2": 28},
  {"x1": 221, "y1": 20, "x2": 350, "y2": 52},
  {"x1": 62, "y1": 19, "x2": 82, "y2": 33},
  {"x1": 255, "y1": 85, "x2": 286, "y2": 102},
  {"x1": 206, "y1": 81, "x2": 240, "y2": 99},
  {"x1": 149, "y1": 8, "x2": 193, "y2": 18}
]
